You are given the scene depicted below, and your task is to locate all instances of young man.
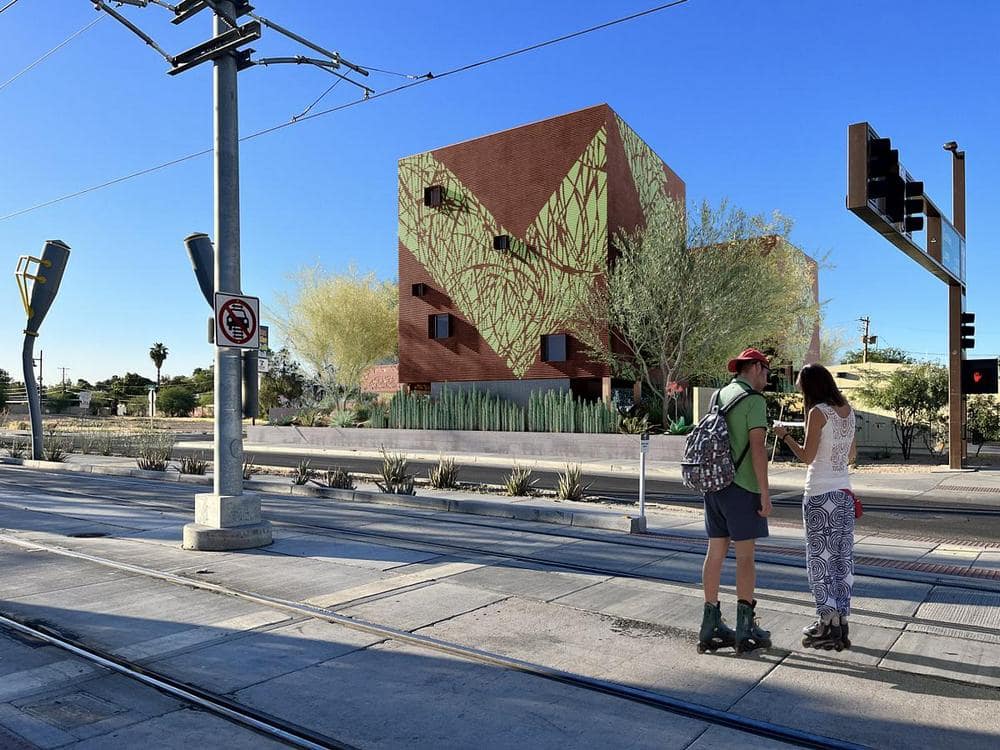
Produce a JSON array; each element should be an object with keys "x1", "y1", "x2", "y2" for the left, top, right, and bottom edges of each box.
[{"x1": 698, "y1": 347, "x2": 773, "y2": 654}]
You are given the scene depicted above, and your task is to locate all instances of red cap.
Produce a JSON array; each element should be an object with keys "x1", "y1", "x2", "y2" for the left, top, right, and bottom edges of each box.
[{"x1": 727, "y1": 347, "x2": 770, "y2": 373}]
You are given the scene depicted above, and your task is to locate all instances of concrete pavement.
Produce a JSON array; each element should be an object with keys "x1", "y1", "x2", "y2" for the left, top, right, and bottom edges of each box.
[{"x1": 0, "y1": 463, "x2": 998, "y2": 748}]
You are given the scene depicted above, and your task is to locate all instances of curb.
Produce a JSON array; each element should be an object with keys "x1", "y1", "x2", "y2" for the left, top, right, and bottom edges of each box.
[{"x1": 0, "y1": 457, "x2": 646, "y2": 535}]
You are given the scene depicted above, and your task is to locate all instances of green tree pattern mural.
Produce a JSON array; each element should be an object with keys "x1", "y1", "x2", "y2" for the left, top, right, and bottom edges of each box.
[
  {"x1": 399, "y1": 127, "x2": 608, "y2": 378},
  {"x1": 617, "y1": 115, "x2": 672, "y2": 222}
]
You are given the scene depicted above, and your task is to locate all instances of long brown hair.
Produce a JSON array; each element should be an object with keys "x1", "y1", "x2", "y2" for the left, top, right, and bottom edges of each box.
[{"x1": 797, "y1": 363, "x2": 847, "y2": 412}]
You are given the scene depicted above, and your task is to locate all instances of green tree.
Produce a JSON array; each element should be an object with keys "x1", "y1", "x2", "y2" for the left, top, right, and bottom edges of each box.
[
  {"x1": 190, "y1": 366, "x2": 214, "y2": 395},
  {"x1": 149, "y1": 343, "x2": 169, "y2": 386},
  {"x1": 272, "y1": 265, "x2": 398, "y2": 388},
  {"x1": 157, "y1": 385, "x2": 197, "y2": 417},
  {"x1": 0, "y1": 368, "x2": 9, "y2": 410},
  {"x1": 841, "y1": 346, "x2": 914, "y2": 364},
  {"x1": 967, "y1": 396, "x2": 1000, "y2": 458},
  {"x1": 259, "y1": 348, "x2": 306, "y2": 414},
  {"x1": 570, "y1": 198, "x2": 819, "y2": 425},
  {"x1": 857, "y1": 363, "x2": 949, "y2": 459}
]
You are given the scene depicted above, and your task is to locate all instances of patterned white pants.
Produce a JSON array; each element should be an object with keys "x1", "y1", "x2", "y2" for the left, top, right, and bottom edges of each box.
[{"x1": 803, "y1": 489, "x2": 855, "y2": 620}]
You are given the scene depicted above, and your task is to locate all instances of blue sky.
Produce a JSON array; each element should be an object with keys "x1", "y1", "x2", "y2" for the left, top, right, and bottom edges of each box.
[{"x1": 1, "y1": 0, "x2": 997, "y2": 385}]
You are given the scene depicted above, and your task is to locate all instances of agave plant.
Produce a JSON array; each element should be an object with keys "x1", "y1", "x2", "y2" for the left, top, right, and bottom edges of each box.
[
  {"x1": 292, "y1": 459, "x2": 314, "y2": 486},
  {"x1": 503, "y1": 464, "x2": 536, "y2": 496},
  {"x1": 135, "y1": 431, "x2": 174, "y2": 471},
  {"x1": 376, "y1": 448, "x2": 415, "y2": 495},
  {"x1": 667, "y1": 416, "x2": 693, "y2": 435},
  {"x1": 314, "y1": 467, "x2": 355, "y2": 490},
  {"x1": 242, "y1": 453, "x2": 256, "y2": 480},
  {"x1": 556, "y1": 463, "x2": 589, "y2": 502},
  {"x1": 179, "y1": 455, "x2": 209, "y2": 475},
  {"x1": 427, "y1": 456, "x2": 460, "y2": 489}
]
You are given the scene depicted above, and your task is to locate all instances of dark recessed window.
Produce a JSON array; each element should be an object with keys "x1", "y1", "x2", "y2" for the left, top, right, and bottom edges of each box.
[
  {"x1": 541, "y1": 334, "x2": 568, "y2": 362},
  {"x1": 428, "y1": 313, "x2": 452, "y2": 340},
  {"x1": 493, "y1": 234, "x2": 511, "y2": 251},
  {"x1": 411, "y1": 283, "x2": 428, "y2": 297},
  {"x1": 424, "y1": 185, "x2": 445, "y2": 208}
]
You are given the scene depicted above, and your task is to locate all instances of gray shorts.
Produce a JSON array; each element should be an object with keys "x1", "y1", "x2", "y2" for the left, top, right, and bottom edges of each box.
[{"x1": 704, "y1": 482, "x2": 769, "y2": 541}]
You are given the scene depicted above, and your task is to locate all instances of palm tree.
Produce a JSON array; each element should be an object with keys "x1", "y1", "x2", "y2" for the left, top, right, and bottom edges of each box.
[{"x1": 149, "y1": 343, "x2": 168, "y2": 387}]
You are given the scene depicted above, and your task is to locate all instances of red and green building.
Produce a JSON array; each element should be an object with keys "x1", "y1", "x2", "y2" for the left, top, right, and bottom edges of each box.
[{"x1": 397, "y1": 103, "x2": 685, "y2": 403}]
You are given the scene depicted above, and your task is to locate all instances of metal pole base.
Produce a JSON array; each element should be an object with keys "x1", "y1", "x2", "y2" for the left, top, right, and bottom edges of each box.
[{"x1": 182, "y1": 492, "x2": 272, "y2": 551}]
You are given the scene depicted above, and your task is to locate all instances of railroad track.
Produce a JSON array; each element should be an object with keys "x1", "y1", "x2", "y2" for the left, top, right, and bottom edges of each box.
[
  {"x1": 1, "y1": 468, "x2": 998, "y2": 596},
  {"x1": 0, "y1": 535, "x2": 870, "y2": 750}
]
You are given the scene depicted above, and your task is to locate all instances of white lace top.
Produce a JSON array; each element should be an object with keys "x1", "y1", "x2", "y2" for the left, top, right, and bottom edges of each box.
[{"x1": 803, "y1": 403, "x2": 856, "y2": 497}]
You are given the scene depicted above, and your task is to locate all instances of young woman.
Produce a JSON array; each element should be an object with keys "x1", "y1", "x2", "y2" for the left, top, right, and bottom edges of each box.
[{"x1": 773, "y1": 364, "x2": 857, "y2": 651}]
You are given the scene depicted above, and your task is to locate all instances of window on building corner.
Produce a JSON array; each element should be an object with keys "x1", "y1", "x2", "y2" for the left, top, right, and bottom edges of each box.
[
  {"x1": 541, "y1": 334, "x2": 568, "y2": 362},
  {"x1": 429, "y1": 313, "x2": 452, "y2": 340}
]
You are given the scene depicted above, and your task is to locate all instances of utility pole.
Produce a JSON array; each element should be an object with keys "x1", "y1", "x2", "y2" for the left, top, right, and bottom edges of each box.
[
  {"x1": 859, "y1": 317, "x2": 871, "y2": 363},
  {"x1": 59, "y1": 367, "x2": 70, "y2": 392},
  {"x1": 95, "y1": 0, "x2": 370, "y2": 548}
]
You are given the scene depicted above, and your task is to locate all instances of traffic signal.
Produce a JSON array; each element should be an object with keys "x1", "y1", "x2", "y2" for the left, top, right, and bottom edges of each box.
[
  {"x1": 903, "y1": 180, "x2": 924, "y2": 233},
  {"x1": 185, "y1": 232, "x2": 215, "y2": 308},
  {"x1": 866, "y1": 137, "x2": 897, "y2": 201},
  {"x1": 962, "y1": 358, "x2": 998, "y2": 395},
  {"x1": 184, "y1": 232, "x2": 259, "y2": 418},
  {"x1": 960, "y1": 312, "x2": 975, "y2": 349}
]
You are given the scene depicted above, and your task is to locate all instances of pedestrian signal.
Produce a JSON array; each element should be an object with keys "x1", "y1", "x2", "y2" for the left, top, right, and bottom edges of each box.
[{"x1": 961, "y1": 358, "x2": 998, "y2": 395}]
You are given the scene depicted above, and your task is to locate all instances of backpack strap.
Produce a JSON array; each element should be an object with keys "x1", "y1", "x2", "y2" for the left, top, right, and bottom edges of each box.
[{"x1": 720, "y1": 383, "x2": 766, "y2": 471}]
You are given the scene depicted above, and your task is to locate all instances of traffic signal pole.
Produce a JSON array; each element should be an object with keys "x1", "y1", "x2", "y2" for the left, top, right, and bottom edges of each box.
[{"x1": 947, "y1": 145, "x2": 967, "y2": 470}]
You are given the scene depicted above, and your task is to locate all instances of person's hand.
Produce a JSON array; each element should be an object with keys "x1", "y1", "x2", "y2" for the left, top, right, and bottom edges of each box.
[
  {"x1": 773, "y1": 426, "x2": 788, "y2": 439},
  {"x1": 758, "y1": 493, "x2": 772, "y2": 518}
]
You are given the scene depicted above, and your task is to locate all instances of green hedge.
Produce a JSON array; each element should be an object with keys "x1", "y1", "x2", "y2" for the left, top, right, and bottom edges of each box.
[{"x1": 378, "y1": 388, "x2": 619, "y2": 433}]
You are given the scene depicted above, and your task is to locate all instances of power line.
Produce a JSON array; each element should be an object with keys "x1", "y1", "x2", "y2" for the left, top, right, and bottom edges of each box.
[
  {"x1": 0, "y1": 0, "x2": 690, "y2": 222},
  {"x1": 0, "y1": 15, "x2": 104, "y2": 94},
  {"x1": 0, "y1": 0, "x2": 23, "y2": 16}
]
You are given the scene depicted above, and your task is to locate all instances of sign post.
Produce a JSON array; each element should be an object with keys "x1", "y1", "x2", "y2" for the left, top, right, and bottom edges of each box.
[{"x1": 639, "y1": 432, "x2": 649, "y2": 519}]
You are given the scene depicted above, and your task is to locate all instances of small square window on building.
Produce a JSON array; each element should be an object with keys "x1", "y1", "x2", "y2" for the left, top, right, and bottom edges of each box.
[
  {"x1": 411, "y1": 283, "x2": 428, "y2": 297},
  {"x1": 541, "y1": 334, "x2": 568, "y2": 362},
  {"x1": 428, "y1": 313, "x2": 452, "y2": 340},
  {"x1": 493, "y1": 234, "x2": 511, "y2": 251},
  {"x1": 424, "y1": 185, "x2": 445, "y2": 208}
]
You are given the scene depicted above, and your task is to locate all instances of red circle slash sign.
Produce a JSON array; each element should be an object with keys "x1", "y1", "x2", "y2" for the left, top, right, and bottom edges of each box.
[{"x1": 218, "y1": 299, "x2": 257, "y2": 345}]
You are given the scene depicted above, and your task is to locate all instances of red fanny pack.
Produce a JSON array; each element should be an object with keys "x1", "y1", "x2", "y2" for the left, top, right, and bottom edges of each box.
[{"x1": 843, "y1": 489, "x2": 863, "y2": 519}]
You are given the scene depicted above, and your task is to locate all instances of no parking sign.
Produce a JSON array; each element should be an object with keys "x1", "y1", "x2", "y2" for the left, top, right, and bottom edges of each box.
[{"x1": 214, "y1": 292, "x2": 260, "y2": 349}]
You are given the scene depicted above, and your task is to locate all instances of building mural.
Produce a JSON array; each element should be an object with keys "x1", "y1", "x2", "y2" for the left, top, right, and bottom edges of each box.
[{"x1": 398, "y1": 104, "x2": 684, "y2": 391}]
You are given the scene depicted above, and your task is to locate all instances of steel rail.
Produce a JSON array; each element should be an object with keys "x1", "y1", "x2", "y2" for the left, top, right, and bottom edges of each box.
[
  {"x1": 0, "y1": 536, "x2": 868, "y2": 750},
  {"x1": 0, "y1": 613, "x2": 357, "y2": 750}
]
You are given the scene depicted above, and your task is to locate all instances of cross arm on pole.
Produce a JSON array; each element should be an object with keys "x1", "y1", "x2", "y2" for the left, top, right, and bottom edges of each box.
[
  {"x1": 248, "y1": 12, "x2": 369, "y2": 77},
  {"x1": 91, "y1": 1, "x2": 176, "y2": 65},
  {"x1": 252, "y1": 56, "x2": 375, "y2": 96}
]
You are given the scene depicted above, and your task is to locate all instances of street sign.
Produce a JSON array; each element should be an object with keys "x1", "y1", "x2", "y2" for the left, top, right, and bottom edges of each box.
[
  {"x1": 258, "y1": 357, "x2": 270, "y2": 374},
  {"x1": 259, "y1": 324, "x2": 269, "y2": 351},
  {"x1": 214, "y1": 292, "x2": 259, "y2": 349},
  {"x1": 640, "y1": 432, "x2": 650, "y2": 455}
]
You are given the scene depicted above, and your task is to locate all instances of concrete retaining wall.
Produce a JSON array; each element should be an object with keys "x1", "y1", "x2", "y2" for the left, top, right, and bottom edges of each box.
[{"x1": 245, "y1": 425, "x2": 687, "y2": 462}]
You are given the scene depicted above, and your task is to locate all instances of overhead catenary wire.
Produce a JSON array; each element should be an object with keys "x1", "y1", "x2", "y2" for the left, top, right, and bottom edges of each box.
[
  {"x1": 0, "y1": 15, "x2": 104, "y2": 94},
  {"x1": 0, "y1": 0, "x2": 691, "y2": 222},
  {"x1": 0, "y1": 0, "x2": 23, "y2": 16}
]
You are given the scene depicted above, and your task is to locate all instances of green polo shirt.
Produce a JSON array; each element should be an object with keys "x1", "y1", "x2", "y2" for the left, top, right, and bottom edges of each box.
[{"x1": 718, "y1": 378, "x2": 767, "y2": 493}]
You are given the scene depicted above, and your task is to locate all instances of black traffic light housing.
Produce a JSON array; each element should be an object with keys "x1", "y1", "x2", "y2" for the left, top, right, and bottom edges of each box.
[
  {"x1": 903, "y1": 180, "x2": 924, "y2": 233},
  {"x1": 960, "y1": 312, "x2": 975, "y2": 350},
  {"x1": 184, "y1": 232, "x2": 259, "y2": 418},
  {"x1": 962, "y1": 358, "x2": 998, "y2": 395}
]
